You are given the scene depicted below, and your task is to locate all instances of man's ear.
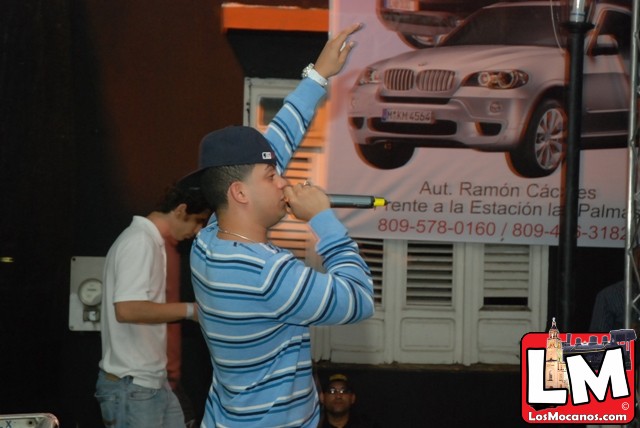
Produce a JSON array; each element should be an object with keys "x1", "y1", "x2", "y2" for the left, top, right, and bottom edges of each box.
[
  {"x1": 228, "y1": 181, "x2": 248, "y2": 204},
  {"x1": 173, "y1": 203, "x2": 188, "y2": 218}
]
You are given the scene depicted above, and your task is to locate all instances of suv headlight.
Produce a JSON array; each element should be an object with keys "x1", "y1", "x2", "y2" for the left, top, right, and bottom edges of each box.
[
  {"x1": 357, "y1": 67, "x2": 381, "y2": 85},
  {"x1": 463, "y1": 70, "x2": 529, "y2": 89}
]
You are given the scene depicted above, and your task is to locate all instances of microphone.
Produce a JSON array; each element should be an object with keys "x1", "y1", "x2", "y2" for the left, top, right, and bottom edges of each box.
[{"x1": 328, "y1": 194, "x2": 388, "y2": 209}]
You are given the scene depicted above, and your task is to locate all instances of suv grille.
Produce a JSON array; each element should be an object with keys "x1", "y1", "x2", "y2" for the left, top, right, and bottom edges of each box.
[
  {"x1": 416, "y1": 70, "x2": 455, "y2": 92},
  {"x1": 384, "y1": 69, "x2": 455, "y2": 92},
  {"x1": 384, "y1": 68, "x2": 414, "y2": 91}
]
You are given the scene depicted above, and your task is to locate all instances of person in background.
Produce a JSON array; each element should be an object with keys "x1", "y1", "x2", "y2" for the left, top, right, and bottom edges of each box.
[
  {"x1": 589, "y1": 280, "x2": 626, "y2": 332},
  {"x1": 95, "y1": 184, "x2": 211, "y2": 428},
  {"x1": 589, "y1": 247, "x2": 640, "y2": 332},
  {"x1": 320, "y1": 373, "x2": 380, "y2": 428},
  {"x1": 182, "y1": 23, "x2": 375, "y2": 427}
]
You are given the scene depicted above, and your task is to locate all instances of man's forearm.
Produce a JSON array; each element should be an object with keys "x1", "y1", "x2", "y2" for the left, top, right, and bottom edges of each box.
[{"x1": 115, "y1": 300, "x2": 195, "y2": 324}]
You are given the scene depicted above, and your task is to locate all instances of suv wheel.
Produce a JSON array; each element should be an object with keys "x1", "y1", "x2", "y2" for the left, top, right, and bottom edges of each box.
[
  {"x1": 355, "y1": 142, "x2": 415, "y2": 169},
  {"x1": 508, "y1": 98, "x2": 566, "y2": 178}
]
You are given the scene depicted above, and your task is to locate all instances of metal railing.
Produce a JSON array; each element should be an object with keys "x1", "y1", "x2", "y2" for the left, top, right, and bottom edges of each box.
[{"x1": 625, "y1": 0, "x2": 640, "y2": 331}]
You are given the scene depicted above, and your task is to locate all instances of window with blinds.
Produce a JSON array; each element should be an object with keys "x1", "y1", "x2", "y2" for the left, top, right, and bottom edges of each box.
[
  {"x1": 347, "y1": 240, "x2": 532, "y2": 309},
  {"x1": 406, "y1": 241, "x2": 454, "y2": 306},
  {"x1": 482, "y1": 244, "x2": 530, "y2": 308},
  {"x1": 354, "y1": 238, "x2": 384, "y2": 304}
]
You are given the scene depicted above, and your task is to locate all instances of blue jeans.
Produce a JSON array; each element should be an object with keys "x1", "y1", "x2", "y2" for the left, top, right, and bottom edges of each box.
[{"x1": 95, "y1": 370, "x2": 185, "y2": 428}]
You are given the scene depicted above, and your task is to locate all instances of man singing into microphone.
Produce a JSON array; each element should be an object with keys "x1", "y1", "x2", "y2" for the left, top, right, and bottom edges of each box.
[{"x1": 179, "y1": 23, "x2": 374, "y2": 427}]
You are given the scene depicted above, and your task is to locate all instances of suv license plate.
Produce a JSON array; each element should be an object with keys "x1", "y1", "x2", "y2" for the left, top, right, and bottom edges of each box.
[{"x1": 382, "y1": 109, "x2": 434, "y2": 124}]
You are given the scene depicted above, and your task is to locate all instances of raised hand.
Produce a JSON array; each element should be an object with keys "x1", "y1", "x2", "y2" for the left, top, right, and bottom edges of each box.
[{"x1": 314, "y1": 23, "x2": 362, "y2": 79}]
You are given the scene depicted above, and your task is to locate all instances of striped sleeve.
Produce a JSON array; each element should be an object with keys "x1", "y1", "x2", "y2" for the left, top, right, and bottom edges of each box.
[{"x1": 192, "y1": 211, "x2": 374, "y2": 327}]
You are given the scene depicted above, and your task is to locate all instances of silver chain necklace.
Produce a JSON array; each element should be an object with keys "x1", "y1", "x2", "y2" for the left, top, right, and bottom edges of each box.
[{"x1": 218, "y1": 228, "x2": 260, "y2": 244}]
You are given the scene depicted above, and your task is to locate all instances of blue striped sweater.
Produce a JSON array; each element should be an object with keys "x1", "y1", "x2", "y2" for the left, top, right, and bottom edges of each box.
[{"x1": 191, "y1": 78, "x2": 375, "y2": 428}]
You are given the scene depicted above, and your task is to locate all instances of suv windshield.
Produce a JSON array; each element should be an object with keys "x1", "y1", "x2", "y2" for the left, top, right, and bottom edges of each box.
[{"x1": 443, "y1": 5, "x2": 566, "y2": 47}]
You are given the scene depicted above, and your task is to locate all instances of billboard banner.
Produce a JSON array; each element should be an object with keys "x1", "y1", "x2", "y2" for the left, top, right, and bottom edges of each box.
[{"x1": 327, "y1": 0, "x2": 631, "y2": 247}]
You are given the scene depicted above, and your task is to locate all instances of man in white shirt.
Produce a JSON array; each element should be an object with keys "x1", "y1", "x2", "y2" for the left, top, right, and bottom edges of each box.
[{"x1": 96, "y1": 184, "x2": 211, "y2": 428}]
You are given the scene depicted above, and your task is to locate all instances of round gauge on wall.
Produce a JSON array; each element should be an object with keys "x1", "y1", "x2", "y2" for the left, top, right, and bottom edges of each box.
[{"x1": 78, "y1": 278, "x2": 103, "y2": 307}]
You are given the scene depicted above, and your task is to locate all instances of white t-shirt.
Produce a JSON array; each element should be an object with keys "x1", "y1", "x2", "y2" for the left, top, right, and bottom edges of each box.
[{"x1": 98, "y1": 216, "x2": 167, "y2": 389}]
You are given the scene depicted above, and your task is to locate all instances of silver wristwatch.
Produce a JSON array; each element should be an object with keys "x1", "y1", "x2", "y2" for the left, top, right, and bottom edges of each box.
[{"x1": 301, "y1": 63, "x2": 328, "y2": 88}]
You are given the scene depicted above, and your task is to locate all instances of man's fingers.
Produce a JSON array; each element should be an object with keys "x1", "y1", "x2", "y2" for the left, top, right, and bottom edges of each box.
[
  {"x1": 332, "y1": 23, "x2": 361, "y2": 51},
  {"x1": 337, "y1": 22, "x2": 362, "y2": 41},
  {"x1": 314, "y1": 22, "x2": 362, "y2": 77}
]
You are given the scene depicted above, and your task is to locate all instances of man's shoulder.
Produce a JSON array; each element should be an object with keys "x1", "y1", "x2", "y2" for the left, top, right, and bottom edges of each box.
[{"x1": 108, "y1": 221, "x2": 160, "y2": 259}]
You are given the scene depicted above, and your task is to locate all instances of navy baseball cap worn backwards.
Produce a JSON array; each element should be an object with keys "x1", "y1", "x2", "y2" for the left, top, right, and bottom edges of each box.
[{"x1": 179, "y1": 126, "x2": 276, "y2": 188}]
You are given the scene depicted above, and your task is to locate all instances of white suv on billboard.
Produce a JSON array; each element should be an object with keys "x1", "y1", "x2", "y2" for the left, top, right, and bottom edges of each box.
[{"x1": 348, "y1": 1, "x2": 631, "y2": 177}]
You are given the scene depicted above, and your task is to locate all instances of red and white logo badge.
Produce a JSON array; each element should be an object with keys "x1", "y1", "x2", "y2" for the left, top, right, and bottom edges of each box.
[{"x1": 521, "y1": 318, "x2": 636, "y2": 424}]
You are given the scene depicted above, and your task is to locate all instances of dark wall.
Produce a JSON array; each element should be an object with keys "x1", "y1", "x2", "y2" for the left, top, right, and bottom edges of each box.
[
  {"x1": 548, "y1": 246, "x2": 625, "y2": 332},
  {"x1": 0, "y1": 0, "x2": 78, "y2": 420},
  {"x1": 0, "y1": 0, "x2": 625, "y2": 426}
]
